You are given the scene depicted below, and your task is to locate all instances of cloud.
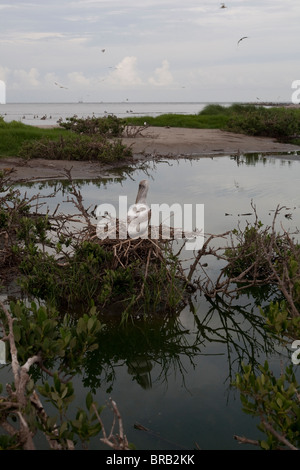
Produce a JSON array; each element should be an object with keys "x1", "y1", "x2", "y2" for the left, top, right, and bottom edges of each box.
[
  {"x1": 17, "y1": 32, "x2": 66, "y2": 42},
  {"x1": 11, "y1": 68, "x2": 40, "y2": 88},
  {"x1": 1, "y1": 31, "x2": 90, "y2": 49},
  {"x1": 0, "y1": 4, "x2": 17, "y2": 10},
  {"x1": 0, "y1": 67, "x2": 10, "y2": 83},
  {"x1": 148, "y1": 60, "x2": 174, "y2": 87},
  {"x1": 67, "y1": 71, "x2": 93, "y2": 87},
  {"x1": 109, "y1": 56, "x2": 143, "y2": 86},
  {"x1": 107, "y1": 57, "x2": 174, "y2": 89},
  {"x1": 1, "y1": 0, "x2": 300, "y2": 102}
]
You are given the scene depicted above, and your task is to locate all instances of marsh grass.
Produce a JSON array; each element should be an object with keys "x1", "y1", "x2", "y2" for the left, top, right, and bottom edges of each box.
[
  {"x1": 123, "y1": 104, "x2": 238, "y2": 128},
  {"x1": 19, "y1": 134, "x2": 133, "y2": 162},
  {"x1": 0, "y1": 118, "x2": 67, "y2": 157},
  {"x1": 1, "y1": 104, "x2": 300, "y2": 160},
  {"x1": 225, "y1": 105, "x2": 300, "y2": 142},
  {"x1": 124, "y1": 111, "x2": 229, "y2": 129},
  {"x1": 0, "y1": 116, "x2": 132, "y2": 162},
  {"x1": 125, "y1": 104, "x2": 300, "y2": 143}
]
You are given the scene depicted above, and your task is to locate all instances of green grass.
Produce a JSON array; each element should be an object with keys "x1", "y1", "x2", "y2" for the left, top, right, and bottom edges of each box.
[
  {"x1": 0, "y1": 119, "x2": 67, "y2": 158},
  {"x1": 124, "y1": 110, "x2": 229, "y2": 129},
  {"x1": 1, "y1": 104, "x2": 300, "y2": 159},
  {"x1": 123, "y1": 104, "x2": 254, "y2": 129},
  {"x1": 124, "y1": 103, "x2": 300, "y2": 143}
]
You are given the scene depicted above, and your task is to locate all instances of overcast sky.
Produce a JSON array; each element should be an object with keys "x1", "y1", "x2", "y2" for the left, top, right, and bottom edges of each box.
[{"x1": 1, "y1": 0, "x2": 300, "y2": 103}]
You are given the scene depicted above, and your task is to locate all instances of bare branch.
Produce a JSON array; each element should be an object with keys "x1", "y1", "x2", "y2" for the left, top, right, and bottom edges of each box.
[
  {"x1": 233, "y1": 434, "x2": 260, "y2": 447},
  {"x1": 94, "y1": 398, "x2": 130, "y2": 450}
]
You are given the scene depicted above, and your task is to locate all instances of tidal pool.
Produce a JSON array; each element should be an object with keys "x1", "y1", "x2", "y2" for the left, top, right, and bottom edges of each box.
[{"x1": 2, "y1": 152, "x2": 300, "y2": 450}]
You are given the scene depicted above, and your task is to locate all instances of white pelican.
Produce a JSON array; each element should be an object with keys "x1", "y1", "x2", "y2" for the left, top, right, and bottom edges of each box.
[{"x1": 127, "y1": 180, "x2": 150, "y2": 238}]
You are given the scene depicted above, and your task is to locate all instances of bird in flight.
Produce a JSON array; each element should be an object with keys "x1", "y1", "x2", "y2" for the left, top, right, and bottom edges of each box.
[
  {"x1": 220, "y1": 3, "x2": 227, "y2": 8},
  {"x1": 54, "y1": 81, "x2": 68, "y2": 89},
  {"x1": 237, "y1": 36, "x2": 248, "y2": 45},
  {"x1": 101, "y1": 49, "x2": 106, "y2": 53}
]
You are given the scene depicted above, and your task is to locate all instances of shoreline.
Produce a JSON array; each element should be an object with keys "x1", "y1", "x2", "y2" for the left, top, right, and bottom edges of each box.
[{"x1": 1, "y1": 127, "x2": 300, "y2": 182}]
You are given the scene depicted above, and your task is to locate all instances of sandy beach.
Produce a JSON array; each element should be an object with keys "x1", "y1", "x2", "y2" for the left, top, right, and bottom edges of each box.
[
  {"x1": 125, "y1": 126, "x2": 300, "y2": 156},
  {"x1": 1, "y1": 127, "x2": 300, "y2": 182}
]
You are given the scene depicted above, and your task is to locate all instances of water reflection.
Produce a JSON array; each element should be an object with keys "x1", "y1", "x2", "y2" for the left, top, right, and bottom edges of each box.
[
  {"x1": 195, "y1": 295, "x2": 281, "y2": 377},
  {"x1": 13, "y1": 153, "x2": 300, "y2": 241},
  {"x1": 231, "y1": 152, "x2": 300, "y2": 167},
  {"x1": 2, "y1": 153, "x2": 300, "y2": 449},
  {"x1": 79, "y1": 293, "x2": 279, "y2": 396},
  {"x1": 81, "y1": 315, "x2": 204, "y2": 394},
  {"x1": 3, "y1": 154, "x2": 295, "y2": 392}
]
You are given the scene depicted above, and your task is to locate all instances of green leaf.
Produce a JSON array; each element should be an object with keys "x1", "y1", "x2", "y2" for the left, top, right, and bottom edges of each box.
[
  {"x1": 13, "y1": 325, "x2": 21, "y2": 342},
  {"x1": 60, "y1": 421, "x2": 68, "y2": 435},
  {"x1": 86, "y1": 392, "x2": 93, "y2": 411},
  {"x1": 87, "y1": 317, "x2": 94, "y2": 332},
  {"x1": 53, "y1": 373, "x2": 61, "y2": 393},
  {"x1": 260, "y1": 440, "x2": 270, "y2": 450},
  {"x1": 76, "y1": 317, "x2": 86, "y2": 335}
]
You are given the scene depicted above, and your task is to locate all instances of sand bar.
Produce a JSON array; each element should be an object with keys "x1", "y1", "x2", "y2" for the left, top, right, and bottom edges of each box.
[
  {"x1": 124, "y1": 127, "x2": 300, "y2": 156},
  {"x1": 1, "y1": 127, "x2": 300, "y2": 182}
]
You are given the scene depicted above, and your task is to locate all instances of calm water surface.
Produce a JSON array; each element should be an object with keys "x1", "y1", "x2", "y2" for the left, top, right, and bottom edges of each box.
[{"x1": 1, "y1": 153, "x2": 300, "y2": 450}]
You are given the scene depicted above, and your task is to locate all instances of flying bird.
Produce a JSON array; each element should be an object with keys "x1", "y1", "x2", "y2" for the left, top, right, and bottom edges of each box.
[
  {"x1": 54, "y1": 81, "x2": 68, "y2": 89},
  {"x1": 220, "y1": 3, "x2": 227, "y2": 8},
  {"x1": 101, "y1": 49, "x2": 106, "y2": 53},
  {"x1": 237, "y1": 36, "x2": 248, "y2": 45}
]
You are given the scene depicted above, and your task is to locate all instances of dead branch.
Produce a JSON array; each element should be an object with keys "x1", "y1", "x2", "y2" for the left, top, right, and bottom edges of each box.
[
  {"x1": 123, "y1": 124, "x2": 150, "y2": 138},
  {"x1": 94, "y1": 398, "x2": 130, "y2": 450},
  {"x1": 187, "y1": 231, "x2": 231, "y2": 282},
  {"x1": 233, "y1": 434, "x2": 260, "y2": 447}
]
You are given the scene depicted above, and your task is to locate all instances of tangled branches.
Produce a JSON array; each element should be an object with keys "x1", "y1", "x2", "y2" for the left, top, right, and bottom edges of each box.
[
  {"x1": 1, "y1": 170, "x2": 195, "y2": 318},
  {"x1": 194, "y1": 204, "x2": 300, "y2": 313},
  {"x1": 2, "y1": 166, "x2": 300, "y2": 325}
]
